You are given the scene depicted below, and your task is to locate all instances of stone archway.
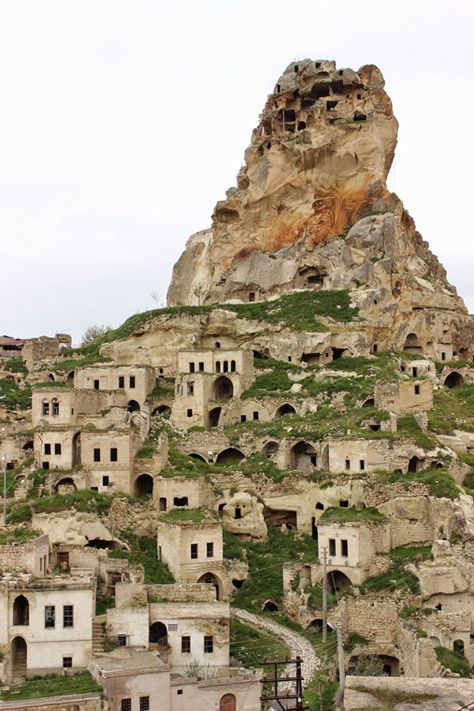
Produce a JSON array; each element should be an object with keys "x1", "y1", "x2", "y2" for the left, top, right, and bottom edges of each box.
[
  {"x1": 220, "y1": 693, "x2": 236, "y2": 711},
  {"x1": 445, "y1": 371, "x2": 464, "y2": 389},
  {"x1": 134, "y1": 474, "x2": 153, "y2": 496},
  {"x1": 212, "y1": 376, "x2": 234, "y2": 401},
  {"x1": 197, "y1": 572, "x2": 222, "y2": 600},
  {"x1": 11, "y1": 636, "x2": 27, "y2": 681}
]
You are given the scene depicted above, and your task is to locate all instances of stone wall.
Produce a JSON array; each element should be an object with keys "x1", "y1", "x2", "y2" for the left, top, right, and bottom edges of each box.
[{"x1": 0, "y1": 693, "x2": 101, "y2": 711}]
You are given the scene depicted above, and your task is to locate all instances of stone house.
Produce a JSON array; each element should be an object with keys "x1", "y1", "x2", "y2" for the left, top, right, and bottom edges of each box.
[
  {"x1": 0, "y1": 574, "x2": 95, "y2": 682},
  {"x1": 157, "y1": 520, "x2": 227, "y2": 600},
  {"x1": 171, "y1": 349, "x2": 253, "y2": 429},
  {"x1": 318, "y1": 520, "x2": 390, "y2": 587},
  {"x1": 107, "y1": 583, "x2": 231, "y2": 676},
  {"x1": 374, "y1": 380, "x2": 433, "y2": 414},
  {"x1": 0, "y1": 534, "x2": 49, "y2": 577},
  {"x1": 75, "y1": 365, "x2": 156, "y2": 410}
]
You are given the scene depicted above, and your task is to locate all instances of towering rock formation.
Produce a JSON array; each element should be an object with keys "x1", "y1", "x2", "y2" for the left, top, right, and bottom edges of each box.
[{"x1": 168, "y1": 59, "x2": 473, "y2": 356}]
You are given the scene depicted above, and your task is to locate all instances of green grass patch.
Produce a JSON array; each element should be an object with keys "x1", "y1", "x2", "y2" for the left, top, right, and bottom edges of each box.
[
  {"x1": 435, "y1": 646, "x2": 472, "y2": 677},
  {"x1": 8, "y1": 490, "x2": 114, "y2": 524},
  {"x1": 397, "y1": 414, "x2": 438, "y2": 449},
  {"x1": 109, "y1": 532, "x2": 174, "y2": 584},
  {"x1": 381, "y1": 468, "x2": 459, "y2": 499},
  {"x1": 0, "y1": 377, "x2": 31, "y2": 410},
  {"x1": 429, "y1": 385, "x2": 474, "y2": 436},
  {"x1": 319, "y1": 506, "x2": 384, "y2": 523},
  {"x1": 230, "y1": 618, "x2": 289, "y2": 668},
  {"x1": 3, "y1": 357, "x2": 27, "y2": 374},
  {"x1": 227, "y1": 528, "x2": 317, "y2": 612},
  {"x1": 351, "y1": 685, "x2": 437, "y2": 708},
  {"x1": 360, "y1": 568, "x2": 420, "y2": 594},
  {"x1": 0, "y1": 527, "x2": 40, "y2": 544},
  {"x1": 387, "y1": 545, "x2": 432, "y2": 562},
  {"x1": 0, "y1": 672, "x2": 100, "y2": 700},
  {"x1": 161, "y1": 507, "x2": 209, "y2": 522}
]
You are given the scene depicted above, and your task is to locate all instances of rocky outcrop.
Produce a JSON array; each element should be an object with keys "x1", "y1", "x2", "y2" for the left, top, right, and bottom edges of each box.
[{"x1": 167, "y1": 59, "x2": 474, "y2": 354}]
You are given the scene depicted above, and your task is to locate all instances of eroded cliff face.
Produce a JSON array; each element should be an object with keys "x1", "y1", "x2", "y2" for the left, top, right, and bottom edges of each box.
[{"x1": 167, "y1": 59, "x2": 468, "y2": 333}]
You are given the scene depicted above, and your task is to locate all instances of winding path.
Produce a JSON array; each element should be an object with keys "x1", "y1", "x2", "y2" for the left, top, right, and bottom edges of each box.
[{"x1": 232, "y1": 607, "x2": 320, "y2": 692}]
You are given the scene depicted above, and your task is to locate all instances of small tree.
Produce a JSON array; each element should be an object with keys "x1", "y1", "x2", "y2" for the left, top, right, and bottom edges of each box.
[{"x1": 81, "y1": 325, "x2": 111, "y2": 346}]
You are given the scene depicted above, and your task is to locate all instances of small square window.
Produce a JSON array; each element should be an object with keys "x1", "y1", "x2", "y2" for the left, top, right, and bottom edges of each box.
[
  {"x1": 177, "y1": 689, "x2": 183, "y2": 695},
  {"x1": 206, "y1": 542, "x2": 214, "y2": 558},
  {"x1": 110, "y1": 447, "x2": 118, "y2": 462},
  {"x1": 240, "y1": 415, "x2": 247, "y2": 423},
  {"x1": 62, "y1": 656, "x2": 72, "y2": 668},
  {"x1": 42, "y1": 461, "x2": 50, "y2": 470},
  {"x1": 63, "y1": 605, "x2": 74, "y2": 628},
  {"x1": 190, "y1": 543, "x2": 198, "y2": 559},
  {"x1": 187, "y1": 408, "x2": 193, "y2": 417},
  {"x1": 117, "y1": 635, "x2": 127, "y2": 647},
  {"x1": 204, "y1": 635, "x2": 213, "y2": 653},
  {"x1": 118, "y1": 376, "x2": 125, "y2": 388},
  {"x1": 139, "y1": 698, "x2": 150, "y2": 711},
  {"x1": 129, "y1": 376, "x2": 136, "y2": 388},
  {"x1": 181, "y1": 635, "x2": 191, "y2": 653},
  {"x1": 102, "y1": 475, "x2": 109, "y2": 486},
  {"x1": 93, "y1": 448, "x2": 101, "y2": 462},
  {"x1": 121, "y1": 700, "x2": 132, "y2": 711},
  {"x1": 159, "y1": 367, "x2": 164, "y2": 374},
  {"x1": 54, "y1": 443, "x2": 61, "y2": 455},
  {"x1": 44, "y1": 443, "x2": 51, "y2": 455},
  {"x1": 45, "y1": 605, "x2": 55, "y2": 628},
  {"x1": 93, "y1": 379, "x2": 100, "y2": 390}
]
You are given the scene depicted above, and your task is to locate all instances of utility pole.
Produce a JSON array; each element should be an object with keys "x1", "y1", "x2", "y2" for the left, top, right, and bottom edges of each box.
[
  {"x1": 334, "y1": 623, "x2": 345, "y2": 710},
  {"x1": 2, "y1": 453, "x2": 7, "y2": 527},
  {"x1": 259, "y1": 656, "x2": 309, "y2": 711},
  {"x1": 322, "y1": 546, "x2": 327, "y2": 642}
]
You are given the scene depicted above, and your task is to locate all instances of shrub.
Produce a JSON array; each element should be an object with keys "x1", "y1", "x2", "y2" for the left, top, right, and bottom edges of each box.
[
  {"x1": 435, "y1": 646, "x2": 472, "y2": 677},
  {"x1": 360, "y1": 568, "x2": 420, "y2": 594}
]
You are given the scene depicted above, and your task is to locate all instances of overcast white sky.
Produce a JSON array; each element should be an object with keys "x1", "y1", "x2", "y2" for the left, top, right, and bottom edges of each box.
[{"x1": 1, "y1": 0, "x2": 473, "y2": 344}]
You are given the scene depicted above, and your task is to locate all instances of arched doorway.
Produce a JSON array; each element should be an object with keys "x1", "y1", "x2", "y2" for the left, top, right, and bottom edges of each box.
[
  {"x1": 220, "y1": 694, "x2": 236, "y2": 711},
  {"x1": 67, "y1": 370, "x2": 75, "y2": 386},
  {"x1": 127, "y1": 400, "x2": 140, "y2": 413},
  {"x1": 208, "y1": 407, "x2": 222, "y2": 428},
  {"x1": 149, "y1": 621, "x2": 168, "y2": 645},
  {"x1": 54, "y1": 478, "x2": 77, "y2": 495},
  {"x1": 212, "y1": 376, "x2": 234, "y2": 401},
  {"x1": 408, "y1": 456, "x2": 422, "y2": 473},
  {"x1": 445, "y1": 371, "x2": 464, "y2": 388},
  {"x1": 290, "y1": 441, "x2": 317, "y2": 473},
  {"x1": 11, "y1": 636, "x2": 27, "y2": 681},
  {"x1": 261, "y1": 441, "x2": 279, "y2": 457},
  {"x1": 275, "y1": 403, "x2": 296, "y2": 418},
  {"x1": 152, "y1": 404, "x2": 171, "y2": 417},
  {"x1": 13, "y1": 595, "x2": 29, "y2": 626},
  {"x1": 404, "y1": 333, "x2": 421, "y2": 354},
  {"x1": 134, "y1": 474, "x2": 153, "y2": 496},
  {"x1": 326, "y1": 570, "x2": 351, "y2": 594},
  {"x1": 197, "y1": 572, "x2": 222, "y2": 600},
  {"x1": 189, "y1": 452, "x2": 207, "y2": 463},
  {"x1": 216, "y1": 448, "x2": 244, "y2": 465}
]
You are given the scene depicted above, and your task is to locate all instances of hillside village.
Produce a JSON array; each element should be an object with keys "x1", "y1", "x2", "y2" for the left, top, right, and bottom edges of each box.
[{"x1": 2, "y1": 60, "x2": 474, "y2": 710}]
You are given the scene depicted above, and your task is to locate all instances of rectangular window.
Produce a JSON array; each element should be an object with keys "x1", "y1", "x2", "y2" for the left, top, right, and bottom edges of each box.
[
  {"x1": 187, "y1": 382, "x2": 194, "y2": 396},
  {"x1": 341, "y1": 539, "x2": 348, "y2": 557},
  {"x1": 139, "y1": 698, "x2": 150, "y2": 711},
  {"x1": 187, "y1": 408, "x2": 193, "y2": 417},
  {"x1": 345, "y1": 459, "x2": 350, "y2": 470},
  {"x1": 189, "y1": 362, "x2": 195, "y2": 373},
  {"x1": 253, "y1": 411, "x2": 259, "y2": 420},
  {"x1": 110, "y1": 447, "x2": 118, "y2": 462},
  {"x1": 63, "y1": 605, "x2": 74, "y2": 628},
  {"x1": 54, "y1": 443, "x2": 62, "y2": 455},
  {"x1": 121, "y1": 700, "x2": 131, "y2": 711},
  {"x1": 441, "y1": 352, "x2": 446, "y2": 361},
  {"x1": 412, "y1": 367, "x2": 418, "y2": 377},
  {"x1": 45, "y1": 605, "x2": 55, "y2": 628},
  {"x1": 42, "y1": 402, "x2": 50, "y2": 415},
  {"x1": 52, "y1": 400, "x2": 59, "y2": 415},
  {"x1": 359, "y1": 459, "x2": 365, "y2": 471},
  {"x1": 181, "y1": 635, "x2": 191, "y2": 653},
  {"x1": 102, "y1": 475, "x2": 109, "y2": 486},
  {"x1": 118, "y1": 376, "x2": 125, "y2": 388},
  {"x1": 93, "y1": 379, "x2": 100, "y2": 390},
  {"x1": 93, "y1": 448, "x2": 101, "y2": 462},
  {"x1": 206, "y1": 542, "x2": 214, "y2": 558},
  {"x1": 198, "y1": 361, "x2": 204, "y2": 371},
  {"x1": 329, "y1": 539, "x2": 336, "y2": 556},
  {"x1": 42, "y1": 461, "x2": 50, "y2": 470},
  {"x1": 204, "y1": 635, "x2": 213, "y2": 653},
  {"x1": 44, "y1": 443, "x2": 51, "y2": 455},
  {"x1": 62, "y1": 656, "x2": 72, "y2": 668},
  {"x1": 414, "y1": 384, "x2": 420, "y2": 395},
  {"x1": 240, "y1": 415, "x2": 247, "y2": 423},
  {"x1": 129, "y1": 376, "x2": 136, "y2": 388},
  {"x1": 190, "y1": 543, "x2": 198, "y2": 559},
  {"x1": 117, "y1": 635, "x2": 127, "y2": 647}
]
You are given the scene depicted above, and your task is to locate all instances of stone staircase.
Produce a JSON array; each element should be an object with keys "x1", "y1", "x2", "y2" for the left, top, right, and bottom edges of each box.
[{"x1": 92, "y1": 619, "x2": 105, "y2": 654}]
